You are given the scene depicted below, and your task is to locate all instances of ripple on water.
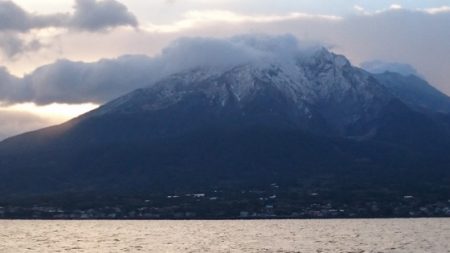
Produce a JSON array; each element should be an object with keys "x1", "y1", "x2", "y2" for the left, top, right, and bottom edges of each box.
[{"x1": 0, "y1": 219, "x2": 449, "y2": 253}]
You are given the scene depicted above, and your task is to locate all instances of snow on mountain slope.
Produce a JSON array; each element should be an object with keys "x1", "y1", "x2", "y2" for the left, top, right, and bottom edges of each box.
[
  {"x1": 91, "y1": 47, "x2": 392, "y2": 136},
  {"x1": 374, "y1": 72, "x2": 450, "y2": 113},
  {"x1": 1, "y1": 42, "x2": 450, "y2": 199}
]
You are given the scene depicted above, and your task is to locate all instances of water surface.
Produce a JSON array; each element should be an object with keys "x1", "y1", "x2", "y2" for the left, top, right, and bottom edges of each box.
[{"x1": 1, "y1": 219, "x2": 449, "y2": 252}]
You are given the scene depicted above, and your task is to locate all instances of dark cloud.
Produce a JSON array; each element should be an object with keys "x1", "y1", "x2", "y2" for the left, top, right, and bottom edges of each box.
[
  {"x1": 0, "y1": 66, "x2": 26, "y2": 102},
  {"x1": 0, "y1": 0, "x2": 137, "y2": 32},
  {"x1": 70, "y1": 0, "x2": 138, "y2": 31},
  {"x1": 0, "y1": 1, "x2": 65, "y2": 57},
  {"x1": 0, "y1": 33, "x2": 26, "y2": 58},
  {"x1": 23, "y1": 56, "x2": 156, "y2": 104},
  {"x1": 2, "y1": 2, "x2": 449, "y2": 94},
  {"x1": 0, "y1": 32, "x2": 42, "y2": 58},
  {"x1": 0, "y1": 0, "x2": 138, "y2": 58},
  {"x1": 0, "y1": 1, "x2": 33, "y2": 31},
  {"x1": 0, "y1": 1, "x2": 67, "y2": 32}
]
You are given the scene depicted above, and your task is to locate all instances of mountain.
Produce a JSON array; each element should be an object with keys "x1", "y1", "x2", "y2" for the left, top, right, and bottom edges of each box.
[
  {"x1": 373, "y1": 71, "x2": 450, "y2": 113},
  {"x1": 0, "y1": 49, "x2": 449, "y2": 216}
]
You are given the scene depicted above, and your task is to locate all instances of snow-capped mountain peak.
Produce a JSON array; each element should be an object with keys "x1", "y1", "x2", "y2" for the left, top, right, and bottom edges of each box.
[{"x1": 91, "y1": 48, "x2": 393, "y2": 137}]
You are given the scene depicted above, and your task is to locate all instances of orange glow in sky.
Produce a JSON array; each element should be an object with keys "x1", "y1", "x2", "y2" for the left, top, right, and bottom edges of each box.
[{"x1": 1, "y1": 103, "x2": 99, "y2": 122}]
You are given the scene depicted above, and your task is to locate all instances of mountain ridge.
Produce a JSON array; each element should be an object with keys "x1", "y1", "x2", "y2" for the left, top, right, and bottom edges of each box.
[
  {"x1": 0, "y1": 48, "x2": 449, "y2": 205},
  {"x1": 373, "y1": 71, "x2": 450, "y2": 113}
]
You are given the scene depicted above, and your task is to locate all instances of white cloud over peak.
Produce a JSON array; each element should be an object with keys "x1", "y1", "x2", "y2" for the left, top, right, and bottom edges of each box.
[
  {"x1": 361, "y1": 60, "x2": 420, "y2": 77},
  {"x1": 1, "y1": 1, "x2": 450, "y2": 97},
  {"x1": 0, "y1": 34, "x2": 323, "y2": 105},
  {"x1": 1, "y1": 1, "x2": 450, "y2": 140}
]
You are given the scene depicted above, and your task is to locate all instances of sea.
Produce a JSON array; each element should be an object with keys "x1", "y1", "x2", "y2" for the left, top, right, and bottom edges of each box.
[{"x1": 0, "y1": 218, "x2": 449, "y2": 252}]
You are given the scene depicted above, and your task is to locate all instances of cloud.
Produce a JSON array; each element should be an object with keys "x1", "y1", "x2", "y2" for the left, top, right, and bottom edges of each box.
[
  {"x1": 0, "y1": 34, "x2": 323, "y2": 105},
  {"x1": 361, "y1": 60, "x2": 420, "y2": 77},
  {"x1": 0, "y1": 1, "x2": 33, "y2": 31},
  {"x1": 0, "y1": 66, "x2": 27, "y2": 102},
  {"x1": 424, "y1": 6, "x2": 450, "y2": 14},
  {"x1": 156, "y1": 34, "x2": 316, "y2": 71},
  {"x1": 0, "y1": 1, "x2": 66, "y2": 32},
  {"x1": 4, "y1": 3, "x2": 447, "y2": 97},
  {"x1": 2, "y1": 4, "x2": 450, "y2": 102},
  {"x1": 0, "y1": 32, "x2": 42, "y2": 58},
  {"x1": 134, "y1": 5, "x2": 450, "y2": 98},
  {"x1": 332, "y1": 8, "x2": 450, "y2": 94},
  {"x1": 0, "y1": 1, "x2": 65, "y2": 33},
  {"x1": 203, "y1": 7, "x2": 449, "y2": 94},
  {"x1": 389, "y1": 4, "x2": 403, "y2": 10},
  {"x1": 0, "y1": 0, "x2": 137, "y2": 32},
  {"x1": 142, "y1": 10, "x2": 341, "y2": 33},
  {"x1": 70, "y1": 0, "x2": 138, "y2": 31},
  {"x1": 0, "y1": 0, "x2": 138, "y2": 58},
  {"x1": 21, "y1": 56, "x2": 156, "y2": 104},
  {"x1": 353, "y1": 5, "x2": 368, "y2": 15}
]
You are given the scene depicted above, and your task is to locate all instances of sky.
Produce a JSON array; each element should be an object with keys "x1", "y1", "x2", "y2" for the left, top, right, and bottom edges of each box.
[{"x1": 0, "y1": 0, "x2": 450, "y2": 139}]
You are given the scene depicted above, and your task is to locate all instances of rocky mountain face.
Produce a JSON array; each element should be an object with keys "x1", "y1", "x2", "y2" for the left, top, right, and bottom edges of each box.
[
  {"x1": 0, "y1": 48, "x2": 449, "y2": 201},
  {"x1": 91, "y1": 48, "x2": 391, "y2": 137},
  {"x1": 373, "y1": 71, "x2": 450, "y2": 114}
]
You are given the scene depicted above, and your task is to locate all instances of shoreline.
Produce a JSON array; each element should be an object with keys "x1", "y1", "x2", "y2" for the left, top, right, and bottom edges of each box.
[{"x1": 2, "y1": 216, "x2": 450, "y2": 221}]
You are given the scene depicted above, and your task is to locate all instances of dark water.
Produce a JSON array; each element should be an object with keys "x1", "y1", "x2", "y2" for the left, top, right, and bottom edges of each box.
[{"x1": 1, "y1": 219, "x2": 449, "y2": 252}]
